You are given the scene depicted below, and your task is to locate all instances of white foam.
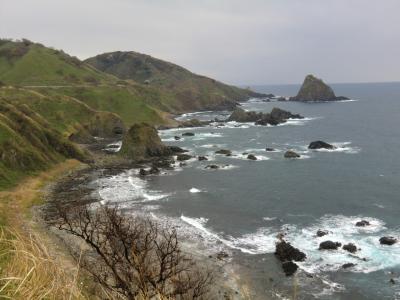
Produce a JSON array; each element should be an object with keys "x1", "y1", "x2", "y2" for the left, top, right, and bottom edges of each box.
[
  {"x1": 95, "y1": 170, "x2": 169, "y2": 204},
  {"x1": 229, "y1": 152, "x2": 270, "y2": 161},
  {"x1": 309, "y1": 142, "x2": 361, "y2": 154},
  {"x1": 263, "y1": 217, "x2": 277, "y2": 221},
  {"x1": 103, "y1": 141, "x2": 122, "y2": 152},
  {"x1": 180, "y1": 216, "x2": 276, "y2": 254},
  {"x1": 278, "y1": 117, "x2": 320, "y2": 127},
  {"x1": 190, "y1": 188, "x2": 202, "y2": 193},
  {"x1": 283, "y1": 215, "x2": 400, "y2": 274}
]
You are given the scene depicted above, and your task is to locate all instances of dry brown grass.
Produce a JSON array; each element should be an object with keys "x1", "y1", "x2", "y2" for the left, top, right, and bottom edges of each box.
[{"x1": 0, "y1": 229, "x2": 85, "y2": 300}]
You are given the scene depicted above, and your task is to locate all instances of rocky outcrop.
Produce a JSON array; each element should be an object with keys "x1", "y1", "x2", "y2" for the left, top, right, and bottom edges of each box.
[
  {"x1": 119, "y1": 123, "x2": 171, "y2": 160},
  {"x1": 198, "y1": 156, "x2": 208, "y2": 161},
  {"x1": 275, "y1": 240, "x2": 306, "y2": 277},
  {"x1": 215, "y1": 149, "x2": 232, "y2": 156},
  {"x1": 284, "y1": 150, "x2": 300, "y2": 158},
  {"x1": 247, "y1": 154, "x2": 257, "y2": 160},
  {"x1": 379, "y1": 237, "x2": 397, "y2": 245},
  {"x1": 176, "y1": 154, "x2": 192, "y2": 161},
  {"x1": 317, "y1": 230, "x2": 329, "y2": 237},
  {"x1": 308, "y1": 141, "x2": 336, "y2": 150},
  {"x1": 290, "y1": 74, "x2": 349, "y2": 102},
  {"x1": 356, "y1": 220, "x2": 370, "y2": 227},
  {"x1": 319, "y1": 241, "x2": 341, "y2": 250},
  {"x1": 275, "y1": 241, "x2": 306, "y2": 262},
  {"x1": 182, "y1": 132, "x2": 195, "y2": 136},
  {"x1": 168, "y1": 146, "x2": 187, "y2": 153},
  {"x1": 343, "y1": 243, "x2": 357, "y2": 253},
  {"x1": 282, "y1": 261, "x2": 298, "y2": 277},
  {"x1": 342, "y1": 263, "x2": 356, "y2": 269},
  {"x1": 227, "y1": 107, "x2": 303, "y2": 126}
]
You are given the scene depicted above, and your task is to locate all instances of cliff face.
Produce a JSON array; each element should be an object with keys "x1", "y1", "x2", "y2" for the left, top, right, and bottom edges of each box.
[
  {"x1": 119, "y1": 123, "x2": 171, "y2": 160},
  {"x1": 290, "y1": 75, "x2": 348, "y2": 102}
]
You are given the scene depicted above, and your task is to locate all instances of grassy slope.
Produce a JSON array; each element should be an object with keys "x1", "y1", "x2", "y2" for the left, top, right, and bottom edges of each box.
[{"x1": 85, "y1": 51, "x2": 265, "y2": 113}]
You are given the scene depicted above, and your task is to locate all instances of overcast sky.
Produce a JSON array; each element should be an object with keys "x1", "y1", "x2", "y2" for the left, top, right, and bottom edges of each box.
[{"x1": 1, "y1": 0, "x2": 399, "y2": 85}]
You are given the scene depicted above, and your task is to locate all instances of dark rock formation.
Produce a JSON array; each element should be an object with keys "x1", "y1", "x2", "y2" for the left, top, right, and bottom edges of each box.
[
  {"x1": 179, "y1": 118, "x2": 210, "y2": 128},
  {"x1": 176, "y1": 154, "x2": 192, "y2": 161},
  {"x1": 265, "y1": 147, "x2": 275, "y2": 152},
  {"x1": 205, "y1": 164, "x2": 219, "y2": 169},
  {"x1": 119, "y1": 123, "x2": 171, "y2": 160},
  {"x1": 290, "y1": 74, "x2": 349, "y2": 102},
  {"x1": 356, "y1": 220, "x2": 370, "y2": 227},
  {"x1": 139, "y1": 168, "x2": 149, "y2": 176},
  {"x1": 168, "y1": 146, "x2": 187, "y2": 153},
  {"x1": 317, "y1": 230, "x2": 329, "y2": 237},
  {"x1": 343, "y1": 243, "x2": 357, "y2": 253},
  {"x1": 275, "y1": 241, "x2": 305, "y2": 277},
  {"x1": 308, "y1": 141, "x2": 336, "y2": 150},
  {"x1": 215, "y1": 149, "x2": 232, "y2": 156},
  {"x1": 182, "y1": 132, "x2": 195, "y2": 136},
  {"x1": 282, "y1": 261, "x2": 299, "y2": 276},
  {"x1": 227, "y1": 107, "x2": 303, "y2": 126},
  {"x1": 174, "y1": 136, "x2": 181, "y2": 140},
  {"x1": 342, "y1": 263, "x2": 356, "y2": 269},
  {"x1": 379, "y1": 237, "x2": 397, "y2": 245},
  {"x1": 152, "y1": 158, "x2": 174, "y2": 169},
  {"x1": 275, "y1": 241, "x2": 306, "y2": 262},
  {"x1": 247, "y1": 154, "x2": 257, "y2": 160},
  {"x1": 284, "y1": 150, "x2": 300, "y2": 158},
  {"x1": 319, "y1": 241, "x2": 342, "y2": 250},
  {"x1": 198, "y1": 156, "x2": 208, "y2": 161}
]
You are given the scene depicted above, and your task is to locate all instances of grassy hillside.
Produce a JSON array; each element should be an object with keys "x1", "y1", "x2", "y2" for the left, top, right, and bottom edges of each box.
[
  {"x1": 0, "y1": 39, "x2": 116, "y2": 86},
  {"x1": 0, "y1": 95, "x2": 87, "y2": 189},
  {"x1": 85, "y1": 51, "x2": 265, "y2": 112}
]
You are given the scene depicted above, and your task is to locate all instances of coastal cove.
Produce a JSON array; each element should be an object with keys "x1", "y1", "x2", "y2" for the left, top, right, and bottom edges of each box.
[{"x1": 73, "y1": 82, "x2": 400, "y2": 299}]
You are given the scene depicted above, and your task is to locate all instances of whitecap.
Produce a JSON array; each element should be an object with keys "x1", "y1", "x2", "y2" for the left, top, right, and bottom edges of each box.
[
  {"x1": 95, "y1": 170, "x2": 169, "y2": 204},
  {"x1": 189, "y1": 188, "x2": 202, "y2": 193}
]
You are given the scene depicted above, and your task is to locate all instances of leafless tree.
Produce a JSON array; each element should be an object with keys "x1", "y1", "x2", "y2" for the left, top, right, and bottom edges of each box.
[{"x1": 56, "y1": 204, "x2": 212, "y2": 299}]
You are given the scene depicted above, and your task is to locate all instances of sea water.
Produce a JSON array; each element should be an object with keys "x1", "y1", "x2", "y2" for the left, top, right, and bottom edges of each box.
[{"x1": 95, "y1": 82, "x2": 400, "y2": 299}]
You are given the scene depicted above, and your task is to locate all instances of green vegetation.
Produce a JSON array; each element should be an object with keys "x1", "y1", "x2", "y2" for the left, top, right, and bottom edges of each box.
[
  {"x1": 0, "y1": 38, "x2": 264, "y2": 189},
  {"x1": 85, "y1": 51, "x2": 265, "y2": 112}
]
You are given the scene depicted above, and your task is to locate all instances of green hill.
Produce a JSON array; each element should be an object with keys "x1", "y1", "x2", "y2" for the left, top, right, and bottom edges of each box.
[
  {"x1": 0, "y1": 39, "x2": 266, "y2": 189},
  {"x1": 85, "y1": 51, "x2": 265, "y2": 112}
]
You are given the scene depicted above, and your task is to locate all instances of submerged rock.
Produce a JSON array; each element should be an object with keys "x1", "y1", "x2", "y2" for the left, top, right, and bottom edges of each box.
[
  {"x1": 284, "y1": 150, "x2": 300, "y2": 158},
  {"x1": 356, "y1": 220, "x2": 370, "y2": 227},
  {"x1": 342, "y1": 263, "x2": 356, "y2": 269},
  {"x1": 247, "y1": 154, "x2": 257, "y2": 160},
  {"x1": 174, "y1": 136, "x2": 181, "y2": 140},
  {"x1": 182, "y1": 132, "x2": 195, "y2": 136},
  {"x1": 265, "y1": 147, "x2": 275, "y2": 152},
  {"x1": 282, "y1": 261, "x2": 299, "y2": 276},
  {"x1": 316, "y1": 230, "x2": 329, "y2": 237},
  {"x1": 275, "y1": 241, "x2": 306, "y2": 262},
  {"x1": 319, "y1": 241, "x2": 342, "y2": 250},
  {"x1": 139, "y1": 168, "x2": 149, "y2": 176},
  {"x1": 379, "y1": 236, "x2": 397, "y2": 245},
  {"x1": 308, "y1": 141, "x2": 336, "y2": 150},
  {"x1": 343, "y1": 243, "x2": 358, "y2": 253},
  {"x1": 168, "y1": 146, "x2": 187, "y2": 153},
  {"x1": 176, "y1": 154, "x2": 192, "y2": 161},
  {"x1": 215, "y1": 149, "x2": 232, "y2": 156},
  {"x1": 205, "y1": 164, "x2": 219, "y2": 169},
  {"x1": 198, "y1": 156, "x2": 208, "y2": 161},
  {"x1": 290, "y1": 74, "x2": 349, "y2": 102}
]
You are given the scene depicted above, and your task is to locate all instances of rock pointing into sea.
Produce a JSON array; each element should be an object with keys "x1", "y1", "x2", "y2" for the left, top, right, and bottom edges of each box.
[
  {"x1": 290, "y1": 74, "x2": 349, "y2": 102},
  {"x1": 227, "y1": 107, "x2": 303, "y2": 126},
  {"x1": 119, "y1": 123, "x2": 171, "y2": 160}
]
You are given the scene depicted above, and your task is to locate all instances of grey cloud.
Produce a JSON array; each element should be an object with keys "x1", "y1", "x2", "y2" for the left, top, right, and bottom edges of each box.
[{"x1": 0, "y1": 0, "x2": 399, "y2": 84}]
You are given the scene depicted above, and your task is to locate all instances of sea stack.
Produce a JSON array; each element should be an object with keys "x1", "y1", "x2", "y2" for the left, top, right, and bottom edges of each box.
[
  {"x1": 290, "y1": 74, "x2": 349, "y2": 102},
  {"x1": 119, "y1": 123, "x2": 171, "y2": 160}
]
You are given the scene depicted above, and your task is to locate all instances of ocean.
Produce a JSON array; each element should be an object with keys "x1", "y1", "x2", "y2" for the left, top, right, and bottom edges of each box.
[{"x1": 95, "y1": 82, "x2": 400, "y2": 299}]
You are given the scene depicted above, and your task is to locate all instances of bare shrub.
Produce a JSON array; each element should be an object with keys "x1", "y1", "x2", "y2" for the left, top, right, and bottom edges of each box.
[{"x1": 56, "y1": 205, "x2": 212, "y2": 299}]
